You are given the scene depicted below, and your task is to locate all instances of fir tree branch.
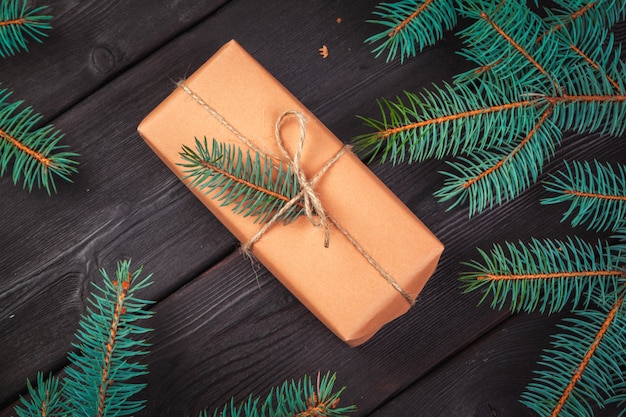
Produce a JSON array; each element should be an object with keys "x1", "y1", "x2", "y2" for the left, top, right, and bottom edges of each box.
[
  {"x1": 14, "y1": 373, "x2": 65, "y2": 417},
  {"x1": 179, "y1": 137, "x2": 305, "y2": 225},
  {"x1": 388, "y1": 0, "x2": 434, "y2": 37},
  {"x1": 543, "y1": 160, "x2": 626, "y2": 232},
  {"x1": 0, "y1": 0, "x2": 52, "y2": 58},
  {"x1": 460, "y1": 237, "x2": 625, "y2": 314},
  {"x1": 552, "y1": 295, "x2": 624, "y2": 416},
  {"x1": 536, "y1": 1, "x2": 599, "y2": 45},
  {"x1": 463, "y1": 104, "x2": 553, "y2": 188},
  {"x1": 203, "y1": 372, "x2": 356, "y2": 417},
  {"x1": 63, "y1": 261, "x2": 154, "y2": 417},
  {"x1": 478, "y1": 9, "x2": 550, "y2": 81},
  {"x1": 435, "y1": 105, "x2": 559, "y2": 216},
  {"x1": 457, "y1": 0, "x2": 561, "y2": 89},
  {"x1": 365, "y1": 0, "x2": 457, "y2": 62},
  {"x1": 354, "y1": 81, "x2": 550, "y2": 164},
  {"x1": 544, "y1": 0, "x2": 626, "y2": 38},
  {"x1": 0, "y1": 88, "x2": 78, "y2": 193},
  {"x1": 521, "y1": 287, "x2": 626, "y2": 417},
  {"x1": 568, "y1": 43, "x2": 621, "y2": 93}
]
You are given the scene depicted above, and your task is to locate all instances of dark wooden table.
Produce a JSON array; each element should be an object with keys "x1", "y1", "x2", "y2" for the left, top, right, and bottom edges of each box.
[{"x1": 1, "y1": 1, "x2": 624, "y2": 416}]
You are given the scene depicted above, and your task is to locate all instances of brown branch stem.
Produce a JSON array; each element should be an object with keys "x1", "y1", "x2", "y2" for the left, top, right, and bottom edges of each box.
[
  {"x1": 0, "y1": 17, "x2": 26, "y2": 26},
  {"x1": 388, "y1": 0, "x2": 434, "y2": 37},
  {"x1": 536, "y1": 2, "x2": 598, "y2": 44},
  {"x1": 550, "y1": 293, "x2": 625, "y2": 417},
  {"x1": 569, "y1": 43, "x2": 622, "y2": 93},
  {"x1": 564, "y1": 190, "x2": 626, "y2": 201},
  {"x1": 479, "y1": 270, "x2": 626, "y2": 281},
  {"x1": 480, "y1": 11, "x2": 550, "y2": 79},
  {"x1": 462, "y1": 106, "x2": 553, "y2": 189},
  {"x1": 198, "y1": 159, "x2": 295, "y2": 205},
  {"x1": 376, "y1": 93, "x2": 626, "y2": 139},
  {"x1": 97, "y1": 274, "x2": 132, "y2": 417},
  {"x1": 0, "y1": 128, "x2": 51, "y2": 167}
]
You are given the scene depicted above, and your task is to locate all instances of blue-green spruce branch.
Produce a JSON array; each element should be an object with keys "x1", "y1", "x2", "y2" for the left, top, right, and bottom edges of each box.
[
  {"x1": 179, "y1": 137, "x2": 306, "y2": 225},
  {"x1": 521, "y1": 283, "x2": 626, "y2": 417},
  {"x1": 365, "y1": 0, "x2": 624, "y2": 63},
  {"x1": 14, "y1": 260, "x2": 154, "y2": 417},
  {"x1": 0, "y1": 88, "x2": 78, "y2": 193},
  {"x1": 0, "y1": 0, "x2": 51, "y2": 58}
]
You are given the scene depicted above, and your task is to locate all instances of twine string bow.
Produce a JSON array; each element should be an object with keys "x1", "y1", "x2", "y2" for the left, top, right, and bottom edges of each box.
[{"x1": 177, "y1": 81, "x2": 414, "y2": 305}]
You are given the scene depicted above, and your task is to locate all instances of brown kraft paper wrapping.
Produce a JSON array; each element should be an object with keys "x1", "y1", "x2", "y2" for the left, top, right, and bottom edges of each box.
[{"x1": 137, "y1": 40, "x2": 444, "y2": 346}]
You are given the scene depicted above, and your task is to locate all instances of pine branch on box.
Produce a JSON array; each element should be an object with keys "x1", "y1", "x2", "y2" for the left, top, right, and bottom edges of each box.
[
  {"x1": 179, "y1": 137, "x2": 305, "y2": 225},
  {"x1": 0, "y1": 88, "x2": 78, "y2": 193},
  {"x1": 0, "y1": 0, "x2": 52, "y2": 58}
]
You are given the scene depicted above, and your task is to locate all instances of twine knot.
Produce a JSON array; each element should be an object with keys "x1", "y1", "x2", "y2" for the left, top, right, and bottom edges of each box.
[
  {"x1": 275, "y1": 110, "x2": 331, "y2": 247},
  {"x1": 241, "y1": 110, "x2": 348, "y2": 254}
]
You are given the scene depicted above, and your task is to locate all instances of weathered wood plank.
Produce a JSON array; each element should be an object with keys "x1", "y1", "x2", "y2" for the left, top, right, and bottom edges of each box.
[{"x1": 1, "y1": 0, "x2": 230, "y2": 118}]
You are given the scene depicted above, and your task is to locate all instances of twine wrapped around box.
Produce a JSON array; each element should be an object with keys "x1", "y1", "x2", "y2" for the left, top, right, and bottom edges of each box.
[
  {"x1": 138, "y1": 40, "x2": 443, "y2": 345},
  {"x1": 178, "y1": 81, "x2": 414, "y2": 305}
]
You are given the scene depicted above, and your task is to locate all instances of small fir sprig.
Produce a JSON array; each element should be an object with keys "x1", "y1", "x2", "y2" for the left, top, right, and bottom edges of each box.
[
  {"x1": 365, "y1": 0, "x2": 457, "y2": 63},
  {"x1": 460, "y1": 237, "x2": 625, "y2": 314},
  {"x1": 0, "y1": 0, "x2": 52, "y2": 58},
  {"x1": 0, "y1": 88, "x2": 78, "y2": 193},
  {"x1": 14, "y1": 373, "x2": 65, "y2": 417},
  {"x1": 357, "y1": 0, "x2": 626, "y2": 217},
  {"x1": 201, "y1": 372, "x2": 356, "y2": 417},
  {"x1": 63, "y1": 261, "x2": 154, "y2": 417},
  {"x1": 543, "y1": 160, "x2": 626, "y2": 232},
  {"x1": 179, "y1": 137, "x2": 305, "y2": 225},
  {"x1": 14, "y1": 260, "x2": 154, "y2": 417},
  {"x1": 521, "y1": 286, "x2": 626, "y2": 417}
]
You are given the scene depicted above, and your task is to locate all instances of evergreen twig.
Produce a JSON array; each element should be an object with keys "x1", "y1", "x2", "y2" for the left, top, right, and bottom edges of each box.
[
  {"x1": 358, "y1": 0, "x2": 626, "y2": 216},
  {"x1": 0, "y1": 0, "x2": 52, "y2": 58},
  {"x1": 363, "y1": 0, "x2": 626, "y2": 415},
  {"x1": 460, "y1": 237, "x2": 625, "y2": 314},
  {"x1": 365, "y1": 0, "x2": 456, "y2": 62},
  {"x1": 543, "y1": 160, "x2": 626, "y2": 232},
  {"x1": 201, "y1": 372, "x2": 356, "y2": 417},
  {"x1": 179, "y1": 137, "x2": 305, "y2": 225},
  {"x1": 14, "y1": 373, "x2": 65, "y2": 417},
  {"x1": 0, "y1": 88, "x2": 78, "y2": 193},
  {"x1": 521, "y1": 286, "x2": 626, "y2": 417},
  {"x1": 63, "y1": 261, "x2": 154, "y2": 417}
]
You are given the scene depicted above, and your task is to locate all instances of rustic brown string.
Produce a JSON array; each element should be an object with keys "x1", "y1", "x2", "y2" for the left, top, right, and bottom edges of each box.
[{"x1": 177, "y1": 81, "x2": 414, "y2": 305}]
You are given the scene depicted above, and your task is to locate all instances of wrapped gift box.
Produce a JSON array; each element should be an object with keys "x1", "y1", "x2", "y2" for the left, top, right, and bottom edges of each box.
[{"x1": 137, "y1": 40, "x2": 443, "y2": 346}]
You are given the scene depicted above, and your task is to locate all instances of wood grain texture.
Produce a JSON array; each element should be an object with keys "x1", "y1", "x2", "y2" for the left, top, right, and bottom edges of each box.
[
  {"x1": 1, "y1": 1, "x2": 625, "y2": 416},
  {"x1": 0, "y1": 0, "x2": 230, "y2": 118}
]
